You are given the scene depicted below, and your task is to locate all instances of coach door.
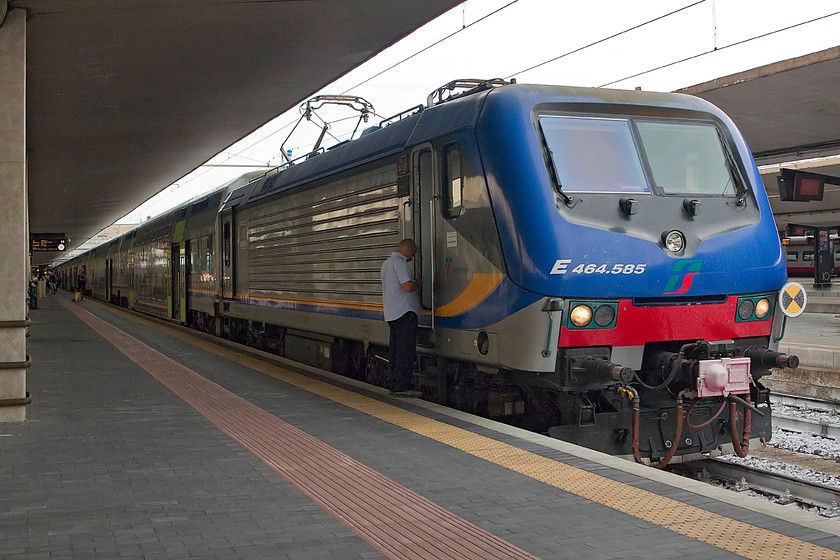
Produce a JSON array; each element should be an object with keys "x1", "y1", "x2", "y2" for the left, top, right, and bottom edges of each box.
[
  {"x1": 128, "y1": 238, "x2": 136, "y2": 307},
  {"x1": 221, "y1": 209, "x2": 234, "y2": 299},
  {"x1": 412, "y1": 145, "x2": 442, "y2": 332},
  {"x1": 169, "y1": 243, "x2": 181, "y2": 321},
  {"x1": 169, "y1": 241, "x2": 187, "y2": 323},
  {"x1": 105, "y1": 258, "x2": 112, "y2": 302}
]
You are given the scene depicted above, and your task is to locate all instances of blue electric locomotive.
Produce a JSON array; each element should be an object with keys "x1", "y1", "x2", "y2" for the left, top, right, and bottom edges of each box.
[{"x1": 61, "y1": 79, "x2": 803, "y2": 465}]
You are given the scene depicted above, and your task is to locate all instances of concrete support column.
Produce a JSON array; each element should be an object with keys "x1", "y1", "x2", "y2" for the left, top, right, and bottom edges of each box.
[{"x1": 0, "y1": 8, "x2": 29, "y2": 422}]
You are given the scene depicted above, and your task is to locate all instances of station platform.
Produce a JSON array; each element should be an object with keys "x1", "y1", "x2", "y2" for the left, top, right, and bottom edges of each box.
[{"x1": 4, "y1": 295, "x2": 840, "y2": 559}]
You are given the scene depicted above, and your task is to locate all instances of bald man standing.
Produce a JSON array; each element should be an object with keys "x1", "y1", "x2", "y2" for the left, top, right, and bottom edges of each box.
[{"x1": 380, "y1": 239, "x2": 422, "y2": 397}]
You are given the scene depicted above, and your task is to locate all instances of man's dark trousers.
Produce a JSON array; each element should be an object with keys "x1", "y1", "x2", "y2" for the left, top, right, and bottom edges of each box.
[{"x1": 388, "y1": 311, "x2": 418, "y2": 392}]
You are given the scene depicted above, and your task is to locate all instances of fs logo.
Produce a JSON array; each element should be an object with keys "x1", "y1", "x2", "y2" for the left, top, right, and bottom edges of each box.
[{"x1": 663, "y1": 260, "x2": 702, "y2": 294}]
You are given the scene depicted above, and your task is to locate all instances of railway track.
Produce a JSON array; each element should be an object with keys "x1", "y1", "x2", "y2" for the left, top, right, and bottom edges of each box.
[
  {"x1": 771, "y1": 393, "x2": 840, "y2": 414},
  {"x1": 673, "y1": 458, "x2": 840, "y2": 515},
  {"x1": 774, "y1": 414, "x2": 840, "y2": 439},
  {"x1": 770, "y1": 393, "x2": 840, "y2": 439}
]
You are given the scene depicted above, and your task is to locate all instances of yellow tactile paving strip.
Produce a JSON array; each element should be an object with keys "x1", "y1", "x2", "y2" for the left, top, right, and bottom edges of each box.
[{"x1": 104, "y1": 305, "x2": 839, "y2": 560}]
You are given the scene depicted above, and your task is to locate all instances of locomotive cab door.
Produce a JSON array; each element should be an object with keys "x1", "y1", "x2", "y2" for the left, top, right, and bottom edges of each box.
[{"x1": 411, "y1": 145, "x2": 443, "y2": 339}]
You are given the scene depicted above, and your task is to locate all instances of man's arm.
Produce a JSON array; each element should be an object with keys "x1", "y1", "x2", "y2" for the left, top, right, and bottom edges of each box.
[{"x1": 400, "y1": 279, "x2": 422, "y2": 292}]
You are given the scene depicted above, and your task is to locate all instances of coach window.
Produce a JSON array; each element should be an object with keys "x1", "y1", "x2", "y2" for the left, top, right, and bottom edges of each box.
[
  {"x1": 223, "y1": 223, "x2": 231, "y2": 267},
  {"x1": 189, "y1": 241, "x2": 199, "y2": 274},
  {"x1": 786, "y1": 251, "x2": 798, "y2": 262},
  {"x1": 803, "y1": 251, "x2": 815, "y2": 262},
  {"x1": 444, "y1": 144, "x2": 463, "y2": 217},
  {"x1": 205, "y1": 235, "x2": 214, "y2": 277},
  {"x1": 196, "y1": 237, "x2": 205, "y2": 275}
]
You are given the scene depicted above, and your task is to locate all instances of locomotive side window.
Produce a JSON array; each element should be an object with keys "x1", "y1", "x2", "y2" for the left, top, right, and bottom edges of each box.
[
  {"x1": 538, "y1": 116, "x2": 649, "y2": 193},
  {"x1": 636, "y1": 121, "x2": 736, "y2": 196},
  {"x1": 444, "y1": 144, "x2": 463, "y2": 217}
]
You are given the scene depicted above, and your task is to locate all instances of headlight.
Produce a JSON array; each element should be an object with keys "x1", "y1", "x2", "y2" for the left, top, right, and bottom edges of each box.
[
  {"x1": 755, "y1": 298, "x2": 770, "y2": 319},
  {"x1": 663, "y1": 230, "x2": 685, "y2": 253},
  {"x1": 593, "y1": 305, "x2": 616, "y2": 327},
  {"x1": 570, "y1": 305, "x2": 593, "y2": 327},
  {"x1": 737, "y1": 298, "x2": 755, "y2": 321}
]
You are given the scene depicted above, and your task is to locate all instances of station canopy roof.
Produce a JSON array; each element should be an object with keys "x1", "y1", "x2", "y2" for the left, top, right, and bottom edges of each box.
[
  {"x1": 12, "y1": 0, "x2": 461, "y2": 265},
  {"x1": 680, "y1": 46, "x2": 840, "y2": 232}
]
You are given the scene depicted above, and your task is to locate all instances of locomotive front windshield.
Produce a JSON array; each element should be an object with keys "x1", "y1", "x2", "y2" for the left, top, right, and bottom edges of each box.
[{"x1": 539, "y1": 115, "x2": 738, "y2": 196}]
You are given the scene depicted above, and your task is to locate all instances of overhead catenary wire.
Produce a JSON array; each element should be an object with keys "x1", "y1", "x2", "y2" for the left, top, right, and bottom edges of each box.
[
  {"x1": 599, "y1": 9, "x2": 840, "y2": 87},
  {"x1": 503, "y1": 0, "x2": 706, "y2": 81},
  {"x1": 339, "y1": 0, "x2": 521, "y2": 95}
]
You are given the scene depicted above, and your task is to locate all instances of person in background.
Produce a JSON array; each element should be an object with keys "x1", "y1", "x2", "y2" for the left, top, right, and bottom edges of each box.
[
  {"x1": 380, "y1": 238, "x2": 422, "y2": 397},
  {"x1": 76, "y1": 267, "x2": 87, "y2": 301},
  {"x1": 28, "y1": 280, "x2": 39, "y2": 309}
]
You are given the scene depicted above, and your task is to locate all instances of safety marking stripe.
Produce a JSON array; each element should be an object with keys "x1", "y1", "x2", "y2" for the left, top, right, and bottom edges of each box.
[
  {"x1": 59, "y1": 299, "x2": 537, "y2": 560},
  {"x1": 248, "y1": 292, "x2": 384, "y2": 312},
  {"x1": 434, "y1": 273, "x2": 505, "y2": 317},
  {"x1": 134, "y1": 297, "x2": 167, "y2": 311},
  {"x1": 78, "y1": 301, "x2": 840, "y2": 560}
]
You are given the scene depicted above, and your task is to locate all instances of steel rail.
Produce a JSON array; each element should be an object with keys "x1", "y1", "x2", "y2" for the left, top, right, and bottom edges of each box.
[
  {"x1": 770, "y1": 393, "x2": 840, "y2": 414},
  {"x1": 678, "y1": 458, "x2": 840, "y2": 513},
  {"x1": 774, "y1": 413, "x2": 840, "y2": 440}
]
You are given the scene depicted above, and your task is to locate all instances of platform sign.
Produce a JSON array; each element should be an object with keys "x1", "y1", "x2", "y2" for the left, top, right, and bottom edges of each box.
[
  {"x1": 779, "y1": 282, "x2": 806, "y2": 318},
  {"x1": 30, "y1": 233, "x2": 67, "y2": 252},
  {"x1": 777, "y1": 169, "x2": 838, "y2": 202},
  {"x1": 786, "y1": 224, "x2": 810, "y2": 236}
]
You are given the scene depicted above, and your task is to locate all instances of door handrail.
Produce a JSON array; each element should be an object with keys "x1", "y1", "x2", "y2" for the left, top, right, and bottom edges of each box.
[{"x1": 429, "y1": 197, "x2": 436, "y2": 330}]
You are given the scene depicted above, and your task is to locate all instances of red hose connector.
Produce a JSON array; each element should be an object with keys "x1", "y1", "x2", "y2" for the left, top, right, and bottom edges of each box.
[{"x1": 730, "y1": 394, "x2": 752, "y2": 458}]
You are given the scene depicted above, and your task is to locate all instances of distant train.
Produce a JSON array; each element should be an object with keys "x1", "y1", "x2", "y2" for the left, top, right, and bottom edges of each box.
[
  {"x1": 784, "y1": 235, "x2": 840, "y2": 276},
  {"x1": 58, "y1": 79, "x2": 803, "y2": 465}
]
